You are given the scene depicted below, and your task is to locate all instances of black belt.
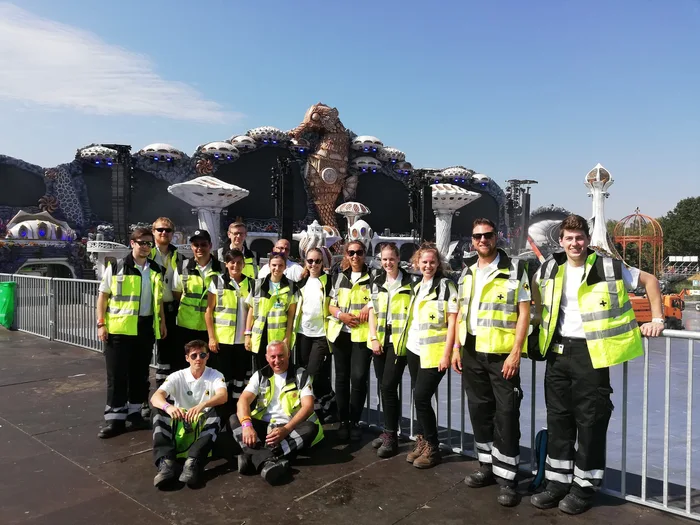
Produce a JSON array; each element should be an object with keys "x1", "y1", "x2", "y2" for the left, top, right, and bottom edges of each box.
[{"x1": 552, "y1": 335, "x2": 586, "y2": 345}]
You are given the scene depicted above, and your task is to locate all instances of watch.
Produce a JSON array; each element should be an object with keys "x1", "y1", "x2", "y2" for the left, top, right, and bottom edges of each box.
[
  {"x1": 370, "y1": 335, "x2": 378, "y2": 342},
  {"x1": 97, "y1": 322, "x2": 105, "y2": 328}
]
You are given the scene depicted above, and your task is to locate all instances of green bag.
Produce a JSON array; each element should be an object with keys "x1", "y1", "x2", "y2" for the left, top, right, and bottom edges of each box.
[{"x1": 0, "y1": 281, "x2": 16, "y2": 329}]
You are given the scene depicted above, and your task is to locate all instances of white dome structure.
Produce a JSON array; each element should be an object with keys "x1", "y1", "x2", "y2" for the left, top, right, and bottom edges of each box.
[
  {"x1": 350, "y1": 156, "x2": 382, "y2": 174},
  {"x1": 351, "y1": 136, "x2": 383, "y2": 153},
  {"x1": 78, "y1": 145, "x2": 118, "y2": 166},
  {"x1": 200, "y1": 142, "x2": 240, "y2": 162},
  {"x1": 247, "y1": 126, "x2": 290, "y2": 144},
  {"x1": 439, "y1": 166, "x2": 474, "y2": 183},
  {"x1": 229, "y1": 135, "x2": 257, "y2": 152},
  {"x1": 5, "y1": 210, "x2": 76, "y2": 241},
  {"x1": 394, "y1": 161, "x2": 413, "y2": 176},
  {"x1": 137, "y1": 143, "x2": 184, "y2": 162},
  {"x1": 376, "y1": 146, "x2": 405, "y2": 163}
]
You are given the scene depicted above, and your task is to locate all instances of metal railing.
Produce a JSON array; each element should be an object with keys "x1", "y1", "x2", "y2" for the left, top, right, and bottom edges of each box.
[
  {"x1": 0, "y1": 273, "x2": 102, "y2": 351},
  {"x1": 1, "y1": 273, "x2": 698, "y2": 520}
]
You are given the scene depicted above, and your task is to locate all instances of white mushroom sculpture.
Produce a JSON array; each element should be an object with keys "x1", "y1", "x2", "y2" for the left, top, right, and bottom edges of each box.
[
  {"x1": 335, "y1": 201, "x2": 371, "y2": 230},
  {"x1": 432, "y1": 184, "x2": 481, "y2": 259}
]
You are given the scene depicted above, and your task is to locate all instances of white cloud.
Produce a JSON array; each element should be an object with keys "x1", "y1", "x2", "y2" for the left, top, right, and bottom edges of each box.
[{"x1": 0, "y1": 3, "x2": 239, "y2": 123}]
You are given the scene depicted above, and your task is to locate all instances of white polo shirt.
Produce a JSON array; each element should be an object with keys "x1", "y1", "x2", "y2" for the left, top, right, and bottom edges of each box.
[
  {"x1": 158, "y1": 366, "x2": 226, "y2": 410},
  {"x1": 151, "y1": 246, "x2": 176, "y2": 303},
  {"x1": 244, "y1": 370, "x2": 313, "y2": 425},
  {"x1": 99, "y1": 260, "x2": 153, "y2": 317}
]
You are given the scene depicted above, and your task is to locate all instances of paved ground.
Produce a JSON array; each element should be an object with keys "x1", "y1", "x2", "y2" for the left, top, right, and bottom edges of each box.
[{"x1": 0, "y1": 330, "x2": 694, "y2": 524}]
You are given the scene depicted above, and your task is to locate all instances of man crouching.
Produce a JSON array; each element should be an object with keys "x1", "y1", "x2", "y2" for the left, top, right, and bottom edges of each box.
[
  {"x1": 150, "y1": 340, "x2": 227, "y2": 488},
  {"x1": 231, "y1": 340, "x2": 324, "y2": 484}
]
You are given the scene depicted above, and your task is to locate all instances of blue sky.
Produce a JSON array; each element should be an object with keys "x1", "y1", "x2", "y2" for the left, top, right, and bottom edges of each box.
[{"x1": 1, "y1": 0, "x2": 698, "y2": 220}]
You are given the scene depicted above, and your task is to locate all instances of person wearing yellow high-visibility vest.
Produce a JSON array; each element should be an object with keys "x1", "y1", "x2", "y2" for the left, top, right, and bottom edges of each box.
[
  {"x1": 172, "y1": 229, "x2": 223, "y2": 372},
  {"x1": 328, "y1": 241, "x2": 373, "y2": 441},
  {"x1": 293, "y1": 247, "x2": 336, "y2": 422},
  {"x1": 232, "y1": 341, "x2": 323, "y2": 484},
  {"x1": 150, "y1": 217, "x2": 183, "y2": 390},
  {"x1": 401, "y1": 243, "x2": 458, "y2": 469},
  {"x1": 451, "y1": 218, "x2": 531, "y2": 508},
  {"x1": 368, "y1": 242, "x2": 414, "y2": 458},
  {"x1": 204, "y1": 249, "x2": 254, "y2": 408},
  {"x1": 244, "y1": 253, "x2": 297, "y2": 371},
  {"x1": 216, "y1": 221, "x2": 259, "y2": 280},
  {"x1": 96, "y1": 227, "x2": 166, "y2": 439},
  {"x1": 530, "y1": 215, "x2": 663, "y2": 515}
]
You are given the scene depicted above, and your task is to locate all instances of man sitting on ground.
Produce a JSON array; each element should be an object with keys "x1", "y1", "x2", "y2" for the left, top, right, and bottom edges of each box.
[
  {"x1": 150, "y1": 340, "x2": 227, "y2": 488},
  {"x1": 231, "y1": 340, "x2": 324, "y2": 484}
]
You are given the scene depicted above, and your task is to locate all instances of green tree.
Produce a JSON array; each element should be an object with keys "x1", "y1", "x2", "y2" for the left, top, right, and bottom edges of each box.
[{"x1": 658, "y1": 197, "x2": 700, "y2": 258}]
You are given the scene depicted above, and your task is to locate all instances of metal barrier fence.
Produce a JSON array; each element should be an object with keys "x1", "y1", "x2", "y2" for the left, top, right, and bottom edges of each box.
[
  {"x1": 0, "y1": 273, "x2": 102, "y2": 351},
  {"x1": 1, "y1": 273, "x2": 698, "y2": 520}
]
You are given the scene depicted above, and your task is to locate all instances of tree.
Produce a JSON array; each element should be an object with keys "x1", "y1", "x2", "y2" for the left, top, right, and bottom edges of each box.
[{"x1": 658, "y1": 197, "x2": 700, "y2": 258}]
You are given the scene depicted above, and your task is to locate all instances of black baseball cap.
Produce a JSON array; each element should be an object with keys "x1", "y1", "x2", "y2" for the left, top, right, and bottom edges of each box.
[{"x1": 189, "y1": 229, "x2": 211, "y2": 243}]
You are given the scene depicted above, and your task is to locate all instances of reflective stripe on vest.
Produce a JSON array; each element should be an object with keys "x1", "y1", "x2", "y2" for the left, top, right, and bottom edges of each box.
[
  {"x1": 369, "y1": 276, "x2": 413, "y2": 351},
  {"x1": 250, "y1": 368, "x2": 324, "y2": 446},
  {"x1": 105, "y1": 259, "x2": 163, "y2": 338},
  {"x1": 537, "y1": 252, "x2": 643, "y2": 368},
  {"x1": 250, "y1": 278, "x2": 295, "y2": 354},
  {"x1": 398, "y1": 277, "x2": 457, "y2": 368},
  {"x1": 212, "y1": 275, "x2": 251, "y2": 345},
  {"x1": 177, "y1": 262, "x2": 220, "y2": 331},
  {"x1": 327, "y1": 272, "x2": 371, "y2": 343},
  {"x1": 457, "y1": 258, "x2": 524, "y2": 354}
]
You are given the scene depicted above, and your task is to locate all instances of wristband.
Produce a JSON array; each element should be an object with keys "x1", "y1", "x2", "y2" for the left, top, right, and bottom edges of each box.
[
  {"x1": 244, "y1": 330, "x2": 252, "y2": 336},
  {"x1": 334, "y1": 310, "x2": 342, "y2": 320},
  {"x1": 162, "y1": 403, "x2": 170, "y2": 412},
  {"x1": 453, "y1": 344, "x2": 460, "y2": 350},
  {"x1": 98, "y1": 318, "x2": 105, "y2": 324},
  {"x1": 242, "y1": 421, "x2": 253, "y2": 428},
  {"x1": 651, "y1": 318, "x2": 664, "y2": 324}
]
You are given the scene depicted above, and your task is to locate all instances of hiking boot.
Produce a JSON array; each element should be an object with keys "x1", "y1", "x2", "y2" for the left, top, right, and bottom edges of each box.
[
  {"x1": 237, "y1": 453, "x2": 255, "y2": 475},
  {"x1": 377, "y1": 432, "x2": 398, "y2": 458},
  {"x1": 372, "y1": 435, "x2": 385, "y2": 449},
  {"x1": 179, "y1": 457, "x2": 202, "y2": 486},
  {"x1": 464, "y1": 465, "x2": 496, "y2": 488},
  {"x1": 413, "y1": 441, "x2": 441, "y2": 469},
  {"x1": 558, "y1": 493, "x2": 593, "y2": 515},
  {"x1": 337, "y1": 421, "x2": 350, "y2": 441},
  {"x1": 97, "y1": 421, "x2": 125, "y2": 439},
  {"x1": 497, "y1": 485, "x2": 520, "y2": 507},
  {"x1": 530, "y1": 487, "x2": 567, "y2": 509},
  {"x1": 349, "y1": 423, "x2": 362, "y2": 441},
  {"x1": 261, "y1": 458, "x2": 290, "y2": 484},
  {"x1": 126, "y1": 413, "x2": 151, "y2": 431},
  {"x1": 153, "y1": 458, "x2": 176, "y2": 488},
  {"x1": 406, "y1": 435, "x2": 427, "y2": 463}
]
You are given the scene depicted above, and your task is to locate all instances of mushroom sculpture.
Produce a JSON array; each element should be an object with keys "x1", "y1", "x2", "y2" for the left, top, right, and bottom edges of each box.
[
  {"x1": 167, "y1": 176, "x2": 249, "y2": 252},
  {"x1": 335, "y1": 201, "x2": 371, "y2": 230},
  {"x1": 432, "y1": 183, "x2": 481, "y2": 259}
]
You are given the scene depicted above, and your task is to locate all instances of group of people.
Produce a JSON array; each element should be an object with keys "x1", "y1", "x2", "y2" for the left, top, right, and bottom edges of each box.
[{"x1": 95, "y1": 214, "x2": 664, "y2": 515}]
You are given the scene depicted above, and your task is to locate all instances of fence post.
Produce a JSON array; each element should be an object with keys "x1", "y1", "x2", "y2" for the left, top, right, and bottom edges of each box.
[{"x1": 48, "y1": 278, "x2": 56, "y2": 341}]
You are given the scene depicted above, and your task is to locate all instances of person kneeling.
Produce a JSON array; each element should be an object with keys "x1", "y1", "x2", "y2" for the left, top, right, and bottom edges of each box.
[
  {"x1": 231, "y1": 340, "x2": 323, "y2": 484},
  {"x1": 150, "y1": 340, "x2": 227, "y2": 488}
]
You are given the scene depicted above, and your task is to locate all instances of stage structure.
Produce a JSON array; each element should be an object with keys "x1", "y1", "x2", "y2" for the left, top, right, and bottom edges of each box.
[
  {"x1": 0, "y1": 102, "x2": 509, "y2": 273},
  {"x1": 585, "y1": 163, "x2": 619, "y2": 257}
]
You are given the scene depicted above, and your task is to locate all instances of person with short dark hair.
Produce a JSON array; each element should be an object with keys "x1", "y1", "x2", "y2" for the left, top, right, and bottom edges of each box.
[
  {"x1": 172, "y1": 229, "x2": 223, "y2": 371},
  {"x1": 530, "y1": 214, "x2": 664, "y2": 515},
  {"x1": 150, "y1": 340, "x2": 227, "y2": 488},
  {"x1": 230, "y1": 341, "x2": 323, "y2": 484},
  {"x1": 205, "y1": 249, "x2": 254, "y2": 408},
  {"x1": 257, "y1": 238, "x2": 303, "y2": 282},
  {"x1": 452, "y1": 218, "x2": 531, "y2": 507},
  {"x1": 96, "y1": 227, "x2": 166, "y2": 438},
  {"x1": 217, "y1": 222, "x2": 259, "y2": 279}
]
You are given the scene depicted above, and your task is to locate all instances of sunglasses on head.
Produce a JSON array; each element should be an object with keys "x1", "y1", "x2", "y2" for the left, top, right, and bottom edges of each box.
[
  {"x1": 306, "y1": 258, "x2": 322, "y2": 265},
  {"x1": 154, "y1": 227, "x2": 173, "y2": 233},
  {"x1": 472, "y1": 232, "x2": 496, "y2": 241},
  {"x1": 133, "y1": 240, "x2": 154, "y2": 247},
  {"x1": 188, "y1": 351, "x2": 208, "y2": 360},
  {"x1": 347, "y1": 249, "x2": 365, "y2": 257}
]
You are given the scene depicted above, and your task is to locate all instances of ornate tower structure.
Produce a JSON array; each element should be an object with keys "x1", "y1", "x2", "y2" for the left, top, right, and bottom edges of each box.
[{"x1": 584, "y1": 163, "x2": 615, "y2": 255}]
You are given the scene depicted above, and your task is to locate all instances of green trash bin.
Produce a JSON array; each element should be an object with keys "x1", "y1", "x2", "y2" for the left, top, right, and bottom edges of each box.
[{"x1": 0, "y1": 281, "x2": 16, "y2": 329}]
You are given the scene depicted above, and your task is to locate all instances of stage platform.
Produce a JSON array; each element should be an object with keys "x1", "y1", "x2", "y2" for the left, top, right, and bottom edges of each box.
[{"x1": 0, "y1": 330, "x2": 691, "y2": 525}]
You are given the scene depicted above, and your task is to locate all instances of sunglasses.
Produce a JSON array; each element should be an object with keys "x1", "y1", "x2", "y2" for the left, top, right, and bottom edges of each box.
[
  {"x1": 347, "y1": 249, "x2": 365, "y2": 257},
  {"x1": 306, "y1": 258, "x2": 322, "y2": 265},
  {"x1": 188, "y1": 351, "x2": 208, "y2": 360},
  {"x1": 192, "y1": 243, "x2": 209, "y2": 249},
  {"x1": 154, "y1": 227, "x2": 173, "y2": 233},
  {"x1": 133, "y1": 240, "x2": 154, "y2": 247},
  {"x1": 472, "y1": 232, "x2": 496, "y2": 241}
]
